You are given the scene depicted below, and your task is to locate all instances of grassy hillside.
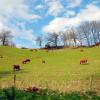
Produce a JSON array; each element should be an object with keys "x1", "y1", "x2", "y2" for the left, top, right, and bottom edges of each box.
[{"x1": 0, "y1": 46, "x2": 100, "y2": 91}]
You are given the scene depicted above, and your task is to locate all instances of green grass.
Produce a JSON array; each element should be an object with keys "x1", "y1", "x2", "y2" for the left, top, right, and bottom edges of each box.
[
  {"x1": 0, "y1": 46, "x2": 100, "y2": 91},
  {"x1": 0, "y1": 88, "x2": 100, "y2": 100}
]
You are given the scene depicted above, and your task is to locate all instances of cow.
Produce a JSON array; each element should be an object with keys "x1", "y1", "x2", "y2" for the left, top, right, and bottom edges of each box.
[
  {"x1": 29, "y1": 49, "x2": 33, "y2": 52},
  {"x1": 95, "y1": 43, "x2": 100, "y2": 46},
  {"x1": 42, "y1": 60, "x2": 45, "y2": 63},
  {"x1": 0, "y1": 55, "x2": 3, "y2": 58},
  {"x1": 80, "y1": 59, "x2": 88, "y2": 65},
  {"x1": 13, "y1": 64, "x2": 20, "y2": 71},
  {"x1": 80, "y1": 49, "x2": 84, "y2": 52},
  {"x1": 22, "y1": 59, "x2": 31, "y2": 64}
]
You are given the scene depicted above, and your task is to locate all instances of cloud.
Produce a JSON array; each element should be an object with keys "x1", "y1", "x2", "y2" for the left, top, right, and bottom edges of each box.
[
  {"x1": 35, "y1": 4, "x2": 44, "y2": 10},
  {"x1": 43, "y1": 4, "x2": 100, "y2": 33},
  {"x1": 92, "y1": 0, "x2": 100, "y2": 4},
  {"x1": 43, "y1": 17, "x2": 80, "y2": 33},
  {"x1": 13, "y1": 29, "x2": 35, "y2": 43},
  {"x1": 64, "y1": 10, "x2": 76, "y2": 17},
  {"x1": 0, "y1": 0, "x2": 41, "y2": 21},
  {"x1": 0, "y1": 0, "x2": 40, "y2": 47},
  {"x1": 67, "y1": 0, "x2": 82, "y2": 8},
  {"x1": 45, "y1": 0, "x2": 64, "y2": 16},
  {"x1": 77, "y1": 4, "x2": 100, "y2": 21},
  {"x1": 11, "y1": 21, "x2": 36, "y2": 43}
]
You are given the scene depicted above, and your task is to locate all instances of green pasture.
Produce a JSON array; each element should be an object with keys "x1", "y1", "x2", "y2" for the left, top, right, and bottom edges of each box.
[{"x1": 0, "y1": 46, "x2": 100, "y2": 91}]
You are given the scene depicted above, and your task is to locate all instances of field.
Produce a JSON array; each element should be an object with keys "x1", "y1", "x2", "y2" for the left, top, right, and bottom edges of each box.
[{"x1": 0, "y1": 46, "x2": 100, "y2": 92}]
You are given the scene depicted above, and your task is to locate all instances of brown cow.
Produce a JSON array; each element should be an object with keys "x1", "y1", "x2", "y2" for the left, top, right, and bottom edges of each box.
[
  {"x1": 22, "y1": 59, "x2": 31, "y2": 64},
  {"x1": 80, "y1": 59, "x2": 88, "y2": 64},
  {"x1": 80, "y1": 49, "x2": 84, "y2": 52},
  {"x1": 13, "y1": 64, "x2": 20, "y2": 71},
  {"x1": 29, "y1": 49, "x2": 33, "y2": 52},
  {"x1": 42, "y1": 60, "x2": 45, "y2": 63},
  {"x1": 0, "y1": 55, "x2": 3, "y2": 58}
]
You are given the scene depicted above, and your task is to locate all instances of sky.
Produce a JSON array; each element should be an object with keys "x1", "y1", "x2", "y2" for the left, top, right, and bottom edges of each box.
[{"x1": 0, "y1": 0, "x2": 100, "y2": 48}]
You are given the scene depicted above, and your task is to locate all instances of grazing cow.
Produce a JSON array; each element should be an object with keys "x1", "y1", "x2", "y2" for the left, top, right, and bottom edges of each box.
[
  {"x1": 95, "y1": 43, "x2": 100, "y2": 46},
  {"x1": 29, "y1": 49, "x2": 33, "y2": 52},
  {"x1": 42, "y1": 60, "x2": 45, "y2": 63},
  {"x1": 80, "y1": 49, "x2": 84, "y2": 52},
  {"x1": 80, "y1": 59, "x2": 88, "y2": 65},
  {"x1": 22, "y1": 59, "x2": 31, "y2": 64},
  {"x1": 0, "y1": 55, "x2": 3, "y2": 58},
  {"x1": 13, "y1": 64, "x2": 20, "y2": 71}
]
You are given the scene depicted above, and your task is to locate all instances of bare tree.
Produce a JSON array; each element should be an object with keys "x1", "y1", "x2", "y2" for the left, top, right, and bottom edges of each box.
[
  {"x1": 90, "y1": 21, "x2": 98, "y2": 45},
  {"x1": 68, "y1": 28, "x2": 78, "y2": 46},
  {"x1": 0, "y1": 30, "x2": 12, "y2": 46},
  {"x1": 36, "y1": 36, "x2": 42, "y2": 48},
  {"x1": 79, "y1": 22, "x2": 91, "y2": 46},
  {"x1": 92, "y1": 21, "x2": 100, "y2": 43},
  {"x1": 46, "y1": 32, "x2": 59, "y2": 47},
  {"x1": 77, "y1": 28, "x2": 83, "y2": 46},
  {"x1": 96, "y1": 21, "x2": 100, "y2": 43},
  {"x1": 60, "y1": 31, "x2": 69, "y2": 46}
]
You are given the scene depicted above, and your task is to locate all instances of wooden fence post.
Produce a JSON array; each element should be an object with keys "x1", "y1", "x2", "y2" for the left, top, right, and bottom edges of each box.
[
  {"x1": 14, "y1": 74, "x2": 16, "y2": 88},
  {"x1": 12, "y1": 74, "x2": 16, "y2": 100},
  {"x1": 90, "y1": 74, "x2": 94, "y2": 91}
]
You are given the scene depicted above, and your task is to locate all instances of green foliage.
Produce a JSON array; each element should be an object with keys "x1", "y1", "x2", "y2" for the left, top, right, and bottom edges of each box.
[{"x1": 0, "y1": 88, "x2": 100, "y2": 100}]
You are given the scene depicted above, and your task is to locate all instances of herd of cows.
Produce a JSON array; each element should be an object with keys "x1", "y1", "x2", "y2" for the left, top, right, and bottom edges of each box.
[
  {"x1": 13, "y1": 49, "x2": 46, "y2": 71},
  {"x1": 13, "y1": 48, "x2": 88, "y2": 72},
  {"x1": 0, "y1": 48, "x2": 88, "y2": 72},
  {"x1": 13, "y1": 58, "x2": 31, "y2": 71}
]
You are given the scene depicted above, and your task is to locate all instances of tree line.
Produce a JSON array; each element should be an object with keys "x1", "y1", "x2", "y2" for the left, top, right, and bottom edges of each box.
[
  {"x1": 36, "y1": 21, "x2": 100, "y2": 48},
  {"x1": 0, "y1": 20, "x2": 100, "y2": 48}
]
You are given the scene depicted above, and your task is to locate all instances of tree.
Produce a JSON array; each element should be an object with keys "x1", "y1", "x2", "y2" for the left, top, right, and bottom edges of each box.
[
  {"x1": 79, "y1": 22, "x2": 91, "y2": 46},
  {"x1": 96, "y1": 21, "x2": 100, "y2": 43},
  {"x1": 77, "y1": 27, "x2": 83, "y2": 46},
  {"x1": 90, "y1": 21, "x2": 98, "y2": 45},
  {"x1": 60, "y1": 31, "x2": 69, "y2": 46},
  {"x1": 36, "y1": 36, "x2": 42, "y2": 48},
  {"x1": 0, "y1": 30, "x2": 12, "y2": 46},
  {"x1": 91, "y1": 21, "x2": 100, "y2": 43},
  {"x1": 46, "y1": 32, "x2": 59, "y2": 47},
  {"x1": 68, "y1": 28, "x2": 78, "y2": 46}
]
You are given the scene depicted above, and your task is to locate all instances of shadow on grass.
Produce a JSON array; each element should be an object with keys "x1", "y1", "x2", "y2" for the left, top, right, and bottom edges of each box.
[
  {"x1": 0, "y1": 71, "x2": 12, "y2": 78},
  {"x1": 0, "y1": 69, "x2": 28, "y2": 79}
]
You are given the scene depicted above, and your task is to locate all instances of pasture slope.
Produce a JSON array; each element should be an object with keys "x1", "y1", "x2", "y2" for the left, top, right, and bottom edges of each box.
[{"x1": 0, "y1": 46, "x2": 100, "y2": 92}]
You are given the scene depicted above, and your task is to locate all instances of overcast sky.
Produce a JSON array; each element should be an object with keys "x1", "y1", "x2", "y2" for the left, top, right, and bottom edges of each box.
[{"x1": 0, "y1": 0, "x2": 100, "y2": 48}]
